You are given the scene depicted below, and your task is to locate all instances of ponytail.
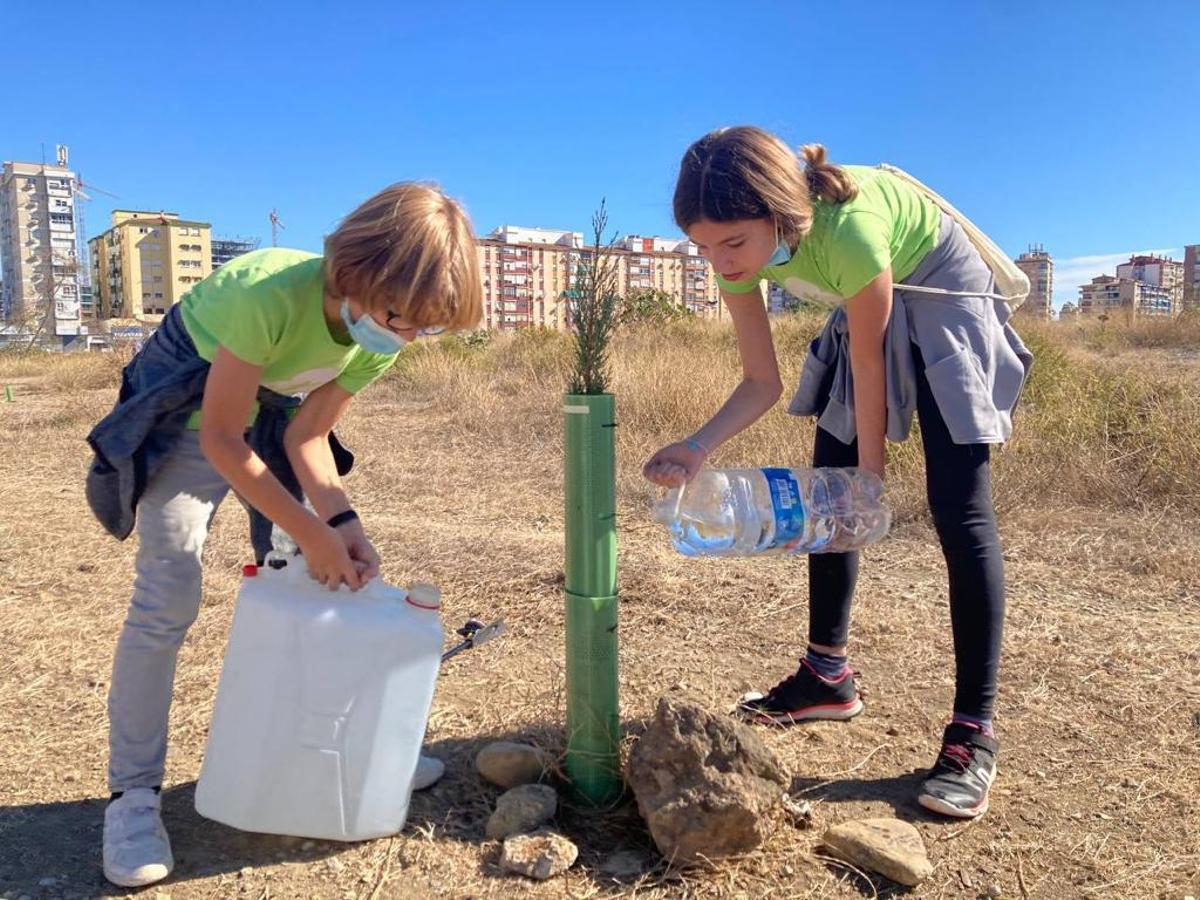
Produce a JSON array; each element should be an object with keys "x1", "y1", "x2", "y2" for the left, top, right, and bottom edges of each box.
[{"x1": 801, "y1": 143, "x2": 859, "y2": 204}]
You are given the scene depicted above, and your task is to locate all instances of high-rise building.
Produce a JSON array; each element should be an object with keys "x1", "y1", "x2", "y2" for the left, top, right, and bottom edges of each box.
[
  {"x1": 88, "y1": 210, "x2": 211, "y2": 321},
  {"x1": 211, "y1": 236, "x2": 260, "y2": 270},
  {"x1": 1014, "y1": 244, "x2": 1053, "y2": 318},
  {"x1": 476, "y1": 225, "x2": 723, "y2": 331},
  {"x1": 1183, "y1": 245, "x2": 1199, "y2": 312},
  {"x1": 1116, "y1": 254, "x2": 1184, "y2": 314},
  {"x1": 0, "y1": 152, "x2": 85, "y2": 342},
  {"x1": 1079, "y1": 274, "x2": 1172, "y2": 320}
]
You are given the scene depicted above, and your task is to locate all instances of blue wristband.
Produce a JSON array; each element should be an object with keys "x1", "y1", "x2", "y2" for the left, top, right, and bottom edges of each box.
[{"x1": 683, "y1": 437, "x2": 710, "y2": 456}]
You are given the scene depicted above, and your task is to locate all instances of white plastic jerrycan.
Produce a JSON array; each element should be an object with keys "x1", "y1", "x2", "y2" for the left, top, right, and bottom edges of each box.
[{"x1": 194, "y1": 555, "x2": 443, "y2": 841}]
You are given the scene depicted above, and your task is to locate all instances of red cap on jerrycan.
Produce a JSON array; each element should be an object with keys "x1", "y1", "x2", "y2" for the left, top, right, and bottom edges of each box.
[
  {"x1": 242, "y1": 564, "x2": 258, "y2": 577},
  {"x1": 406, "y1": 583, "x2": 441, "y2": 610}
]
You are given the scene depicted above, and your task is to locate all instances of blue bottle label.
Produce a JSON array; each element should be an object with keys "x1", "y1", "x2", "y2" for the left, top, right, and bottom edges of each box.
[{"x1": 762, "y1": 467, "x2": 804, "y2": 550}]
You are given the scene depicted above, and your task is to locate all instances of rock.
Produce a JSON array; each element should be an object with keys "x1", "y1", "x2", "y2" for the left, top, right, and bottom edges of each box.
[
  {"x1": 500, "y1": 832, "x2": 578, "y2": 880},
  {"x1": 599, "y1": 850, "x2": 645, "y2": 878},
  {"x1": 626, "y1": 697, "x2": 789, "y2": 865},
  {"x1": 821, "y1": 818, "x2": 932, "y2": 887},
  {"x1": 476, "y1": 741, "x2": 552, "y2": 789},
  {"x1": 781, "y1": 794, "x2": 814, "y2": 828},
  {"x1": 485, "y1": 784, "x2": 558, "y2": 840},
  {"x1": 985, "y1": 885, "x2": 1004, "y2": 899}
]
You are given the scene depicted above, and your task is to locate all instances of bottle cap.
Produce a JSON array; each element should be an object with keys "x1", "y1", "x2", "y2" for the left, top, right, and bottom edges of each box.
[
  {"x1": 406, "y1": 582, "x2": 441, "y2": 610},
  {"x1": 242, "y1": 564, "x2": 258, "y2": 577}
]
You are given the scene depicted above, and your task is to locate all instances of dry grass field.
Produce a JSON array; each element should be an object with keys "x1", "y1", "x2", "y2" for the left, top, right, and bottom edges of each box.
[{"x1": 1, "y1": 313, "x2": 1197, "y2": 898}]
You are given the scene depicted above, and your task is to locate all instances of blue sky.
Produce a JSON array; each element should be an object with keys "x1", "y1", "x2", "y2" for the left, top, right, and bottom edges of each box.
[{"x1": 4, "y1": 1, "x2": 1197, "y2": 308}]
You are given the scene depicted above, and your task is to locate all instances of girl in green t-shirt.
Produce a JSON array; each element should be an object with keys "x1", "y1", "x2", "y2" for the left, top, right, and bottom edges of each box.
[
  {"x1": 644, "y1": 126, "x2": 1032, "y2": 821},
  {"x1": 92, "y1": 183, "x2": 483, "y2": 888}
]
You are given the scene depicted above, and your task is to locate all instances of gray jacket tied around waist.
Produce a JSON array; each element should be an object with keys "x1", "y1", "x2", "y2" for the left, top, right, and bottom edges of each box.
[{"x1": 85, "y1": 304, "x2": 353, "y2": 561}]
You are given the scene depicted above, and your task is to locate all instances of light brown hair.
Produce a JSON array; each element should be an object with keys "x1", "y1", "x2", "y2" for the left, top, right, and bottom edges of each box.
[
  {"x1": 673, "y1": 126, "x2": 858, "y2": 246},
  {"x1": 324, "y1": 182, "x2": 482, "y2": 330}
]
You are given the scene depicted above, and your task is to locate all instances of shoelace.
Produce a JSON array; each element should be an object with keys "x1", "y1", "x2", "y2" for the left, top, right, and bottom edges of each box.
[
  {"x1": 764, "y1": 661, "x2": 814, "y2": 700},
  {"x1": 938, "y1": 743, "x2": 974, "y2": 772}
]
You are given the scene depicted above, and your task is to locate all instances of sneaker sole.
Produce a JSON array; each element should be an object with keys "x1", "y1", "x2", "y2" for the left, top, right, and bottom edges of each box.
[
  {"x1": 103, "y1": 862, "x2": 172, "y2": 888},
  {"x1": 741, "y1": 696, "x2": 864, "y2": 725},
  {"x1": 917, "y1": 792, "x2": 989, "y2": 819}
]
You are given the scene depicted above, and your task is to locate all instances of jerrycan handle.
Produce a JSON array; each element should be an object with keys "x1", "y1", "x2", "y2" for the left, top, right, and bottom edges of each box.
[{"x1": 256, "y1": 549, "x2": 427, "y2": 607}]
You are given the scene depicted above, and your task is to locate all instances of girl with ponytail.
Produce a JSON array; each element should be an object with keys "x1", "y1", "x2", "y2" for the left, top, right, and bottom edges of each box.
[{"x1": 644, "y1": 126, "x2": 1032, "y2": 820}]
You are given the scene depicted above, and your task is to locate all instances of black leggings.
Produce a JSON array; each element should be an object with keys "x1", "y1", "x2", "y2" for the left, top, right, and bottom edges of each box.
[{"x1": 808, "y1": 345, "x2": 1005, "y2": 720}]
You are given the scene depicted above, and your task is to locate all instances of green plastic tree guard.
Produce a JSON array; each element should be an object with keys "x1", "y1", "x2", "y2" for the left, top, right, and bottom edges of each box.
[{"x1": 563, "y1": 392, "x2": 621, "y2": 805}]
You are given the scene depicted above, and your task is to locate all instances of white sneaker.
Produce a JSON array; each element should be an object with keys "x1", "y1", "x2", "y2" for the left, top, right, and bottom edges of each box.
[
  {"x1": 412, "y1": 754, "x2": 445, "y2": 791},
  {"x1": 103, "y1": 788, "x2": 174, "y2": 887}
]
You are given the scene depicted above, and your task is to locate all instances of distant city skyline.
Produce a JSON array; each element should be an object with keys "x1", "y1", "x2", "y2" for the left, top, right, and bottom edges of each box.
[{"x1": 3, "y1": 1, "x2": 1197, "y2": 319}]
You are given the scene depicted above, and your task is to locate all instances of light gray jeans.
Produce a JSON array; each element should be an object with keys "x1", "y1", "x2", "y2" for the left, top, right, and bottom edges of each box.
[{"x1": 107, "y1": 431, "x2": 297, "y2": 791}]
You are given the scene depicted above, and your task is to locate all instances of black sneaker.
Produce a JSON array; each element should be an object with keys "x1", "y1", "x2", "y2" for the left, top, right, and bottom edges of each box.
[
  {"x1": 917, "y1": 723, "x2": 999, "y2": 818},
  {"x1": 737, "y1": 659, "x2": 864, "y2": 724}
]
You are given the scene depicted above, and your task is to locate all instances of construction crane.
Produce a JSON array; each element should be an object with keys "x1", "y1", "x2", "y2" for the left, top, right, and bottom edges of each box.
[
  {"x1": 54, "y1": 145, "x2": 121, "y2": 321},
  {"x1": 269, "y1": 208, "x2": 286, "y2": 247}
]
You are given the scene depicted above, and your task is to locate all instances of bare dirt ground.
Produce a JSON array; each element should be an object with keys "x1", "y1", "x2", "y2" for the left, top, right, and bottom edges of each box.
[{"x1": 1, "y1": 372, "x2": 1198, "y2": 899}]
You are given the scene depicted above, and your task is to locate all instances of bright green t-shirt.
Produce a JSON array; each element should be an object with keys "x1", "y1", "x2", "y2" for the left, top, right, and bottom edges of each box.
[
  {"x1": 180, "y1": 248, "x2": 398, "y2": 428},
  {"x1": 716, "y1": 165, "x2": 941, "y2": 303}
]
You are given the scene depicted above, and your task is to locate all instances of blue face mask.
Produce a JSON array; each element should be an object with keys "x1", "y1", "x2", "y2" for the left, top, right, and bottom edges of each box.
[
  {"x1": 340, "y1": 300, "x2": 409, "y2": 354},
  {"x1": 767, "y1": 237, "x2": 792, "y2": 267}
]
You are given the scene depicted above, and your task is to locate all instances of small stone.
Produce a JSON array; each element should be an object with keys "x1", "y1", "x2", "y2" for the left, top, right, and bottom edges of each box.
[
  {"x1": 781, "y1": 794, "x2": 814, "y2": 828},
  {"x1": 885, "y1": 725, "x2": 900, "y2": 736},
  {"x1": 38, "y1": 879, "x2": 58, "y2": 887},
  {"x1": 476, "y1": 741, "x2": 552, "y2": 789},
  {"x1": 500, "y1": 832, "x2": 578, "y2": 880},
  {"x1": 486, "y1": 784, "x2": 558, "y2": 840},
  {"x1": 986, "y1": 884, "x2": 1004, "y2": 898},
  {"x1": 239, "y1": 866, "x2": 254, "y2": 877},
  {"x1": 327, "y1": 857, "x2": 345, "y2": 873},
  {"x1": 599, "y1": 850, "x2": 644, "y2": 878},
  {"x1": 821, "y1": 818, "x2": 933, "y2": 887}
]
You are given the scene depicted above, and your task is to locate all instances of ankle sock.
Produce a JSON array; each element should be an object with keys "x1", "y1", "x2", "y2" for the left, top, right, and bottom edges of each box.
[
  {"x1": 109, "y1": 785, "x2": 162, "y2": 804},
  {"x1": 952, "y1": 712, "x2": 995, "y2": 737},
  {"x1": 805, "y1": 646, "x2": 849, "y2": 681}
]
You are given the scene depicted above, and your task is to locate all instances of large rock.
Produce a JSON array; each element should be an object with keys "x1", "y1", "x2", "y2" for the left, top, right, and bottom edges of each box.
[
  {"x1": 500, "y1": 831, "x2": 578, "y2": 880},
  {"x1": 626, "y1": 697, "x2": 789, "y2": 864},
  {"x1": 821, "y1": 818, "x2": 933, "y2": 887},
  {"x1": 485, "y1": 784, "x2": 558, "y2": 840},
  {"x1": 476, "y1": 741, "x2": 552, "y2": 789}
]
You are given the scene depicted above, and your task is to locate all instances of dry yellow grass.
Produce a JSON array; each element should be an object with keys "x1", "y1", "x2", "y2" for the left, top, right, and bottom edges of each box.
[{"x1": 0, "y1": 318, "x2": 1198, "y2": 898}]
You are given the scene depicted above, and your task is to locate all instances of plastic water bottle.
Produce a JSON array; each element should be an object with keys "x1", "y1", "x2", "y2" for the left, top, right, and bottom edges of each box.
[
  {"x1": 655, "y1": 467, "x2": 890, "y2": 557},
  {"x1": 195, "y1": 555, "x2": 443, "y2": 841}
]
